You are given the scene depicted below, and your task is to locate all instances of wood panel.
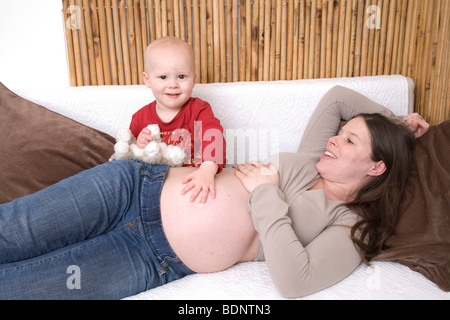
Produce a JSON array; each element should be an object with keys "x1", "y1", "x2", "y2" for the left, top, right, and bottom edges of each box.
[{"x1": 62, "y1": 0, "x2": 449, "y2": 124}]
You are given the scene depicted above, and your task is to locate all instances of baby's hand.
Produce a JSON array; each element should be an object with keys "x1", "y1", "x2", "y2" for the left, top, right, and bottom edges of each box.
[
  {"x1": 181, "y1": 162, "x2": 219, "y2": 203},
  {"x1": 136, "y1": 127, "x2": 154, "y2": 148}
]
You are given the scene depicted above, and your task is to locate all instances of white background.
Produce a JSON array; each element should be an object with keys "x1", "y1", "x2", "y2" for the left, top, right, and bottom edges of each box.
[{"x1": 0, "y1": 0, "x2": 69, "y2": 90}]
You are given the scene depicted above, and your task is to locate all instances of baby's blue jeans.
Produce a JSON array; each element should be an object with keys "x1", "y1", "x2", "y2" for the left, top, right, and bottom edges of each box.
[{"x1": 0, "y1": 159, "x2": 194, "y2": 299}]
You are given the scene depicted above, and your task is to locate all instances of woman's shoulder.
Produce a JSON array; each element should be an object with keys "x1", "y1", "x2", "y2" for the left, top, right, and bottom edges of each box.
[
  {"x1": 274, "y1": 152, "x2": 319, "y2": 177},
  {"x1": 269, "y1": 152, "x2": 320, "y2": 195},
  {"x1": 275, "y1": 152, "x2": 358, "y2": 221}
]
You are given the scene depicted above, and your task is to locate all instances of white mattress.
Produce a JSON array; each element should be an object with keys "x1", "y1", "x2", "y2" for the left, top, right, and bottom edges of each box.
[
  {"x1": 15, "y1": 75, "x2": 413, "y2": 166},
  {"x1": 12, "y1": 75, "x2": 449, "y2": 300},
  {"x1": 125, "y1": 261, "x2": 449, "y2": 300}
]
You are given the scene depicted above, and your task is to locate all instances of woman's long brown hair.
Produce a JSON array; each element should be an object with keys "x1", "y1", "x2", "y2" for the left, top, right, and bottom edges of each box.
[{"x1": 347, "y1": 113, "x2": 415, "y2": 263}]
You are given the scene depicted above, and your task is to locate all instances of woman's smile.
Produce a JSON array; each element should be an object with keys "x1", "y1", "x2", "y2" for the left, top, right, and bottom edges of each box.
[{"x1": 322, "y1": 150, "x2": 337, "y2": 159}]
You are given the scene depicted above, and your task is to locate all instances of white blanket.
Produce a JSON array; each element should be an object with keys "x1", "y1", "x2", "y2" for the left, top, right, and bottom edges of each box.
[
  {"x1": 13, "y1": 75, "x2": 449, "y2": 300},
  {"x1": 125, "y1": 261, "x2": 447, "y2": 300},
  {"x1": 16, "y1": 75, "x2": 412, "y2": 166}
]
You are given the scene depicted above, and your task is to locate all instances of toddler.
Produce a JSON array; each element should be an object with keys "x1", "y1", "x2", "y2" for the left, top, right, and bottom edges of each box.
[{"x1": 130, "y1": 36, "x2": 226, "y2": 203}]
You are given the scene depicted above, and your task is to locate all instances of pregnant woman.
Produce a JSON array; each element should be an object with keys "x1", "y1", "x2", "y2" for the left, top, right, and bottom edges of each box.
[{"x1": 0, "y1": 86, "x2": 428, "y2": 299}]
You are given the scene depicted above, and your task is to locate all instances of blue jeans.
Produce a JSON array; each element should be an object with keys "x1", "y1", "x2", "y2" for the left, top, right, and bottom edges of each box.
[{"x1": 0, "y1": 159, "x2": 194, "y2": 299}]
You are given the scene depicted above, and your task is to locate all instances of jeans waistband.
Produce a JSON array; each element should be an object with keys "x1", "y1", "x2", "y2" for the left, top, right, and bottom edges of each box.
[{"x1": 136, "y1": 161, "x2": 194, "y2": 279}]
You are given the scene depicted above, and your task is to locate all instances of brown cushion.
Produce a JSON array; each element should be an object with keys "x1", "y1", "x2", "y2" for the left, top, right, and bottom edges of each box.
[
  {"x1": 0, "y1": 82, "x2": 115, "y2": 204},
  {"x1": 374, "y1": 120, "x2": 450, "y2": 291}
]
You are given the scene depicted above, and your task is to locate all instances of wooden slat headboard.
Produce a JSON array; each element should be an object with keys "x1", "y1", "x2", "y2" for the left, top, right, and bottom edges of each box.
[{"x1": 62, "y1": 0, "x2": 449, "y2": 125}]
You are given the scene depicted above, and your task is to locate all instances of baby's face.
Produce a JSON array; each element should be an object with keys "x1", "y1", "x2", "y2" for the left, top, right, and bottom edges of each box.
[{"x1": 144, "y1": 43, "x2": 196, "y2": 113}]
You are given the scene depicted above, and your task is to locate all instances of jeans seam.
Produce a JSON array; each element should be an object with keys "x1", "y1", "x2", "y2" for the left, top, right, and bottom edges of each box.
[
  {"x1": 111, "y1": 220, "x2": 142, "y2": 236},
  {"x1": 0, "y1": 238, "x2": 99, "y2": 273},
  {"x1": 1, "y1": 240, "x2": 74, "y2": 265},
  {"x1": 137, "y1": 163, "x2": 172, "y2": 285}
]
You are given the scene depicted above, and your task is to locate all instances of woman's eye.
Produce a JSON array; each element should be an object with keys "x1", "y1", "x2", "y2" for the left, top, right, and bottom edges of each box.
[{"x1": 347, "y1": 138, "x2": 354, "y2": 144}]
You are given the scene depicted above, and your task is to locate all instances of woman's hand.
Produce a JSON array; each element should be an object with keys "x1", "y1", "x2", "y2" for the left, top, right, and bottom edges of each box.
[
  {"x1": 404, "y1": 113, "x2": 430, "y2": 138},
  {"x1": 234, "y1": 161, "x2": 280, "y2": 193}
]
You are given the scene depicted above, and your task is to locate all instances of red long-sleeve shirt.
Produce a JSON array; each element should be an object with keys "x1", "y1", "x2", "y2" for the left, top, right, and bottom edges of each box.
[{"x1": 129, "y1": 98, "x2": 226, "y2": 171}]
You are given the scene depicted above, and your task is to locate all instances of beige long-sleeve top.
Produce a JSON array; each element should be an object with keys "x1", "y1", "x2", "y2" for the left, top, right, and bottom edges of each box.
[{"x1": 250, "y1": 86, "x2": 398, "y2": 298}]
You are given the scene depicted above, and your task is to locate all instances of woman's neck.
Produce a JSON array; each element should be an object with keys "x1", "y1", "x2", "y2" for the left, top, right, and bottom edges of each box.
[{"x1": 310, "y1": 178, "x2": 358, "y2": 202}]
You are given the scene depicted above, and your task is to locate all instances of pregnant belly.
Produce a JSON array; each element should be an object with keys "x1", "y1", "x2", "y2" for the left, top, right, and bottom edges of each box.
[{"x1": 160, "y1": 167, "x2": 259, "y2": 273}]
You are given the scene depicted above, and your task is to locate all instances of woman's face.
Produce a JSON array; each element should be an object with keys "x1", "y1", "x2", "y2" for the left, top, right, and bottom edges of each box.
[{"x1": 315, "y1": 117, "x2": 385, "y2": 187}]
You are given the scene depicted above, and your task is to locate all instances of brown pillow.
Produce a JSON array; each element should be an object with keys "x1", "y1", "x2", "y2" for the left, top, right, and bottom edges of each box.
[
  {"x1": 374, "y1": 120, "x2": 450, "y2": 292},
  {"x1": 0, "y1": 82, "x2": 115, "y2": 204}
]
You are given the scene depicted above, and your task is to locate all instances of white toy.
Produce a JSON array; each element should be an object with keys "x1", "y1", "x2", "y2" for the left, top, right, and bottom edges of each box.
[{"x1": 110, "y1": 124, "x2": 187, "y2": 167}]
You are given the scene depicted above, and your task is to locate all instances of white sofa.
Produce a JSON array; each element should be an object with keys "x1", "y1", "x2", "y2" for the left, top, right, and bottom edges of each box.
[{"x1": 13, "y1": 75, "x2": 449, "y2": 300}]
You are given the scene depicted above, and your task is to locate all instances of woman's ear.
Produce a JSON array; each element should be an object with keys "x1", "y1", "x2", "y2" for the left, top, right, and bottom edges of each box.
[{"x1": 369, "y1": 161, "x2": 386, "y2": 177}]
